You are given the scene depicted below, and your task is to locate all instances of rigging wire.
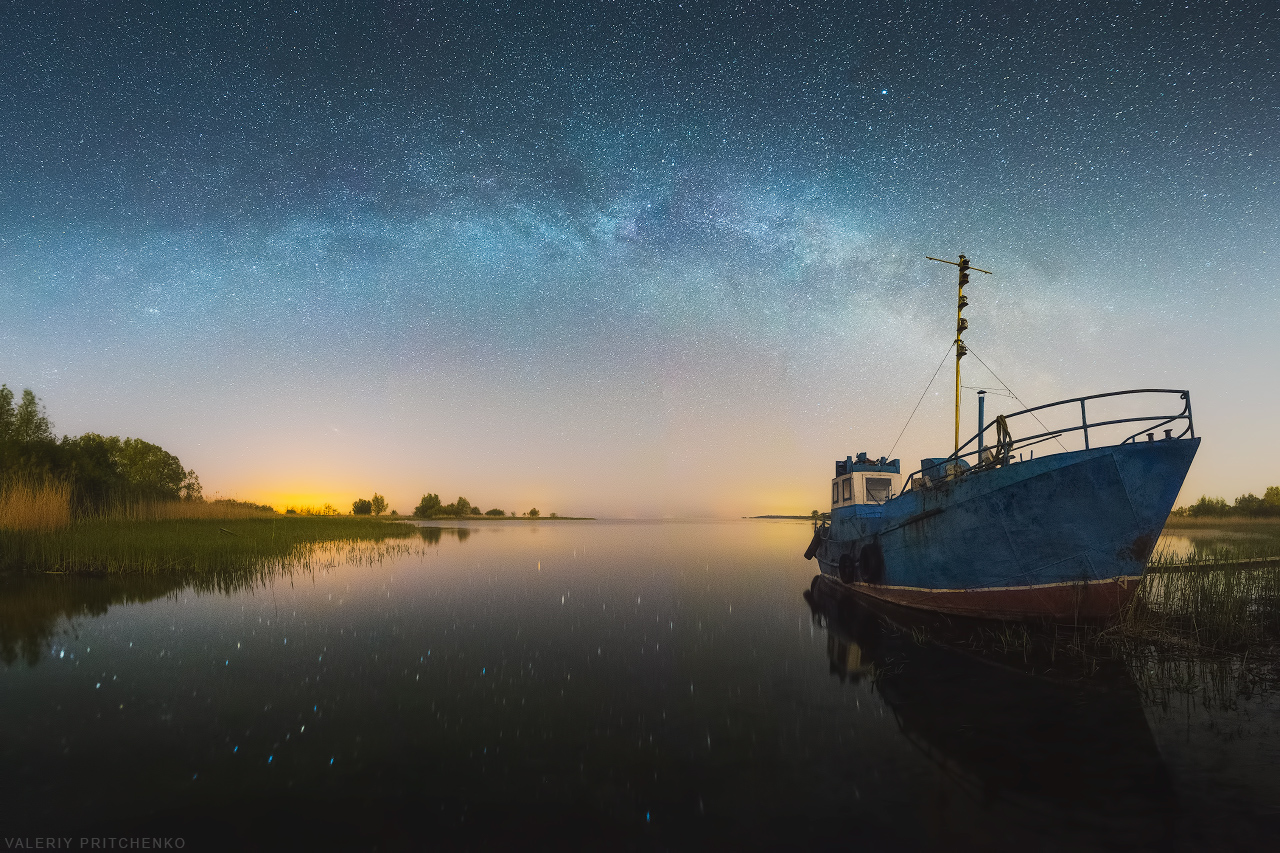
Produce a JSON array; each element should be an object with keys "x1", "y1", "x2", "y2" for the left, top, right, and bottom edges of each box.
[
  {"x1": 966, "y1": 345, "x2": 1069, "y2": 453},
  {"x1": 960, "y1": 385, "x2": 1014, "y2": 397},
  {"x1": 887, "y1": 342, "x2": 955, "y2": 459}
]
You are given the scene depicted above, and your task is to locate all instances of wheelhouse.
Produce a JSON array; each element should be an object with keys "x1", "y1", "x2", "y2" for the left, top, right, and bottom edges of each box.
[{"x1": 831, "y1": 453, "x2": 902, "y2": 510}]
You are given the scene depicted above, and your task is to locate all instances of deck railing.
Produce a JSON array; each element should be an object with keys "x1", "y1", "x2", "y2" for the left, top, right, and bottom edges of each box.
[{"x1": 904, "y1": 389, "x2": 1194, "y2": 490}]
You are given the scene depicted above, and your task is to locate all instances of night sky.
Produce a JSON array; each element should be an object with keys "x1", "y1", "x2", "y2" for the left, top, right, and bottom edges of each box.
[{"x1": 2, "y1": 0, "x2": 1276, "y2": 516}]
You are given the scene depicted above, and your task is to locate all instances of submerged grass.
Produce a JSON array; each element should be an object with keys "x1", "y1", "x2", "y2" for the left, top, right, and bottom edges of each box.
[
  {"x1": 1117, "y1": 517, "x2": 1280, "y2": 655},
  {"x1": 0, "y1": 516, "x2": 421, "y2": 575},
  {"x1": 1123, "y1": 564, "x2": 1280, "y2": 651}
]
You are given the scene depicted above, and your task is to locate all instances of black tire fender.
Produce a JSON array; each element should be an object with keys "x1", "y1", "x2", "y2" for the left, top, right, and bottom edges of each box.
[
  {"x1": 803, "y1": 528, "x2": 823, "y2": 560},
  {"x1": 837, "y1": 551, "x2": 859, "y2": 583},
  {"x1": 859, "y1": 540, "x2": 885, "y2": 584}
]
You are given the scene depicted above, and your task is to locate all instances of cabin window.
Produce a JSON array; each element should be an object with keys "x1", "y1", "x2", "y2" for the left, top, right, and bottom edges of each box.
[
  {"x1": 866, "y1": 477, "x2": 891, "y2": 504},
  {"x1": 841, "y1": 478, "x2": 852, "y2": 501},
  {"x1": 832, "y1": 482, "x2": 839, "y2": 505}
]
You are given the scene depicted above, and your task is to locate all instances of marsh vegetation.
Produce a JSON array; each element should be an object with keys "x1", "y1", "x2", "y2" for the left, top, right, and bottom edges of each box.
[
  {"x1": 0, "y1": 515, "x2": 422, "y2": 575},
  {"x1": 1103, "y1": 517, "x2": 1280, "y2": 672}
]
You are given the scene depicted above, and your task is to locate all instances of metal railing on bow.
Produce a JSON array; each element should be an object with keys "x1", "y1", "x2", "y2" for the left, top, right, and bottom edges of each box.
[{"x1": 903, "y1": 389, "x2": 1194, "y2": 490}]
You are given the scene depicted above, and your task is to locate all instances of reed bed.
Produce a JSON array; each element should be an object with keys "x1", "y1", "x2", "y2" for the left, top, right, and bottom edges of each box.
[
  {"x1": 86, "y1": 499, "x2": 279, "y2": 522},
  {"x1": 1123, "y1": 516, "x2": 1280, "y2": 655},
  {"x1": 0, "y1": 477, "x2": 72, "y2": 532},
  {"x1": 1157, "y1": 516, "x2": 1280, "y2": 564},
  {"x1": 1118, "y1": 564, "x2": 1280, "y2": 655},
  {"x1": 0, "y1": 516, "x2": 420, "y2": 575}
]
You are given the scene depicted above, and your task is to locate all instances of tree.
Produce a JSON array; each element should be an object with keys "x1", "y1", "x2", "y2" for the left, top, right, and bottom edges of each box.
[
  {"x1": 352, "y1": 498, "x2": 373, "y2": 515},
  {"x1": 454, "y1": 496, "x2": 472, "y2": 515},
  {"x1": 0, "y1": 387, "x2": 54, "y2": 444},
  {"x1": 0, "y1": 391, "x2": 203, "y2": 509},
  {"x1": 484, "y1": 508, "x2": 504, "y2": 516},
  {"x1": 0, "y1": 386, "x2": 61, "y2": 480},
  {"x1": 111, "y1": 436, "x2": 201, "y2": 501},
  {"x1": 370, "y1": 493, "x2": 387, "y2": 516},
  {"x1": 1234, "y1": 493, "x2": 1264, "y2": 515},
  {"x1": 527, "y1": 507, "x2": 540, "y2": 518},
  {"x1": 0, "y1": 385, "x2": 12, "y2": 440},
  {"x1": 413, "y1": 493, "x2": 442, "y2": 518},
  {"x1": 1187, "y1": 495, "x2": 1230, "y2": 517}
]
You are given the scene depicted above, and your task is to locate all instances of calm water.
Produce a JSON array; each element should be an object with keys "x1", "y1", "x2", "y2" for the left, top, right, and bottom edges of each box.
[{"x1": 3, "y1": 520, "x2": 1279, "y2": 850}]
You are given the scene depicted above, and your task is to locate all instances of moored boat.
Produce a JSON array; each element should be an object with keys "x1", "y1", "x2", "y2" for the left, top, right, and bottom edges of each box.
[{"x1": 804, "y1": 255, "x2": 1199, "y2": 621}]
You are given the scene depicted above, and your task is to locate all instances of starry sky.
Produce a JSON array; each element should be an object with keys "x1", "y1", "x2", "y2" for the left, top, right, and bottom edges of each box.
[{"x1": 2, "y1": 0, "x2": 1277, "y2": 517}]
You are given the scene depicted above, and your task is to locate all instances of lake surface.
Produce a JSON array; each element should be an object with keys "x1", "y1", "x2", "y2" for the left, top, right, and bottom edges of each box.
[{"x1": 3, "y1": 520, "x2": 1279, "y2": 850}]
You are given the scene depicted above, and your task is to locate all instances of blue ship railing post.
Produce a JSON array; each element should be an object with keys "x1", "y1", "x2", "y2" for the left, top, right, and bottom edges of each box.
[
  {"x1": 1184, "y1": 390, "x2": 1194, "y2": 438},
  {"x1": 977, "y1": 390, "x2": 986, "y2": 458},
  {"x1": 1080, "y1": 398, "x2": 1090, "y2": 450}
]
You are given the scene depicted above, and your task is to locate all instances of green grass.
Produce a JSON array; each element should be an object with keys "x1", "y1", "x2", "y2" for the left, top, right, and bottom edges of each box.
[
  {"x1": 1123, "y1": 565, "x2": 1280, "y2": 651},
  {"x1": 1117, "y1": 518, "x2": 1280, "y2": 656},
  {"x1": 1159, "y1": 516, "x2": 1280, "y2": 565},
  {"x1": 0, "y1": 516, "x2": 421, "y2": 575}
]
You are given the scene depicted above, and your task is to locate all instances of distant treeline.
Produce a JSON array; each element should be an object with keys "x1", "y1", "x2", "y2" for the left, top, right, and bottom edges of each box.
[
  {"x1": 1, "y1": 385, "x2": 201, "y2": 513},
  {"x1": 411, "y1": 493, "x2": 540, "y2": 519},
  {"x1": 1173, "y1": 486, "x2": 1280, "y2": 518}
]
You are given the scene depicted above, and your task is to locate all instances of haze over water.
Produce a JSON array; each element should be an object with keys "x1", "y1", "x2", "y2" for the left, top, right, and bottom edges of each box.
[{"x1": 3, "y1": 520, "x2": 1277, "y2": 849}]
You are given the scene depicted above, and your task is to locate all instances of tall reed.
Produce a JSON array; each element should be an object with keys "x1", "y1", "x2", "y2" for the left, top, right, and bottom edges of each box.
[
  {"x1": 1122, "y1": 565, "x2": 1280, "y2": 651},
  {"x1": 88, "y1": 498, "x2": 277, "y2": 522},
  {"x1": 0, "y1": 476, "x2": 72, "y2": 532}
]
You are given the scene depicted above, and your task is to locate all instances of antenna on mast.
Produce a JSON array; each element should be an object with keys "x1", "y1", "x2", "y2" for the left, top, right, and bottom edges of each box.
[{"x1": 926, "y1": 254, "x2": 994, "y2": 454}]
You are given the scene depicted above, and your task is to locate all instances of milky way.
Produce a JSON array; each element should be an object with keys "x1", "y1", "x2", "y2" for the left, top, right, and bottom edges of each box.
[{"x1": 2, "y1": 1, "x2": 1277, "y2": 514}]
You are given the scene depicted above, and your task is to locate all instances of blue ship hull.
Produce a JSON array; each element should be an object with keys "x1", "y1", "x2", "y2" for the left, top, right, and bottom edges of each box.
[{"x1": 813, "y1": 438, "x2": 1200, "y2": 620}]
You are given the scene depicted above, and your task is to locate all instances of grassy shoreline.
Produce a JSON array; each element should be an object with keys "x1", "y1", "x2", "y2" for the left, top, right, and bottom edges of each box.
[{"x1": 0, "y1": 516, "x2": 420, "y2": 575}]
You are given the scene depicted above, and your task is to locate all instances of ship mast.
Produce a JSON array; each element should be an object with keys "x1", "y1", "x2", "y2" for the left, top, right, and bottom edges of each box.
[{"x1": 926, "y1": 254, "x2": 993, "y2": 454}]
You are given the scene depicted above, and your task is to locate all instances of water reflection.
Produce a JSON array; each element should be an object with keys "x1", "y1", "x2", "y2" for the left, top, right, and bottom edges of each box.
[
  {"x1": 2, "y1": 520, "x2": 1276, "y2": 847},
  {"x1": 0, "y1": 530, "x2": 465, "y2": 668},
  {"x1": 417, "y1": 525, "x2": 472, "y2": 544},
  {"x1": 0, "y1": 572, "x2": 198, "y2": 666},
  {"x1": 804, "y1": 577, "x2": 1177, "y2": 848}
]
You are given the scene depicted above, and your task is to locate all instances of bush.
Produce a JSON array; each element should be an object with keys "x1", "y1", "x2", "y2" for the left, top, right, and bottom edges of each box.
[
  {"x1": 352, "y1": 499, "x2": 373, "y2": 516},
  {"x1": 485, "y1": 508, "x2": 505, "y2": 517},
  {"x1": 212, "y1": 498, "x2": 274, "y2": 513},
  {"x1": 527, "y1": 507, "x2": 540, "y2": 518}
]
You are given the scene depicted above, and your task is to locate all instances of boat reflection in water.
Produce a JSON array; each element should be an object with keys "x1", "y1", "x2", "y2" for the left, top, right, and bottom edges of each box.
[{"x1": 804, "y1": 575, "x2": 1177, "y2": 850}]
